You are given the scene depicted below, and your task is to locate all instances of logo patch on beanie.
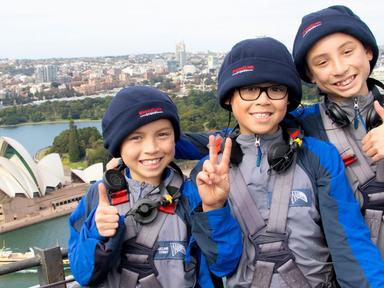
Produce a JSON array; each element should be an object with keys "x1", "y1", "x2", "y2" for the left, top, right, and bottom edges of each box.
[
  {"x1": 232, "y1": 65, "x2": 255, "y2": 76},
  {"x1": 301, "y1": 21, "x2": 322, "y2": 38},
  {"x1": 138, "y1": 107, "x2": 164, "y2": 117}
]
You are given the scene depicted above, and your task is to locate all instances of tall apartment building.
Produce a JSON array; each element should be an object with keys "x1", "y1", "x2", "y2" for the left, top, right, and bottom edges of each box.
[
  {"x1": 35, "y1": 65, "x2": 58, "y2": 83},
  {"x1": 175, "y1": 42, "x2": 186, "y2": 69},
  {"x1": 207, "y1": 55, "x2": 220, "y2": 70}
]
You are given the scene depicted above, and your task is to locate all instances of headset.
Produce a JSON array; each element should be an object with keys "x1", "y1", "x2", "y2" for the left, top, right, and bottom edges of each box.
[
  {"x1": 324, "y1": 78, "x2": 384, "y2": 130},
  {"x1": 227, "y1": 126, "x2": 303, "y2": 174},
  {"x1": 102, "y1": 160, "x2": 176, "y2": 225}
]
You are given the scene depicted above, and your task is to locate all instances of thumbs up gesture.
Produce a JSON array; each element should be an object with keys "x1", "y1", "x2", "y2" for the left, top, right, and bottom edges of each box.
[
  {"x1": 362, "y1": 101, "x2": 384, "y2": 162},
  {"x1": 95, "y1": 183, "x2": 119, "y2": 237},
  {"x1": 196, "y1": 135, "x2": 232, "y2": 212}
]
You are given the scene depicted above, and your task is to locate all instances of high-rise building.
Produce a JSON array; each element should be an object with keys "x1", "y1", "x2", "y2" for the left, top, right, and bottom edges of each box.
[
  {"x1": 175, "y1": 42, "x2": 186, "y2": 69},
  {"x1": 167, "y1": 60, "x2": 178, "y2": 73},
  {"x1": 35, "y1": 65, "x2": 58, "y2": 83},
  {"x1": 207, "y1": 55, "x2": 219, "y2": 70}
]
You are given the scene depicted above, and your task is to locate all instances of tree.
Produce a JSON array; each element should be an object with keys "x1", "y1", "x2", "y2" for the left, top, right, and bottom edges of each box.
[{"x1": 68, "y1": 121, "x2": 84, "y2": 162}]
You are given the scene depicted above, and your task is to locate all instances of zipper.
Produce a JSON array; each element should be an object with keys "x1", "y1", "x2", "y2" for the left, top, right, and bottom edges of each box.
[
  {"x1": 255, "y1": 135, "x2": 262, "y2": 167},
  {"x1": 353, "y1": 97, "x2": 366, "y2": 131}
]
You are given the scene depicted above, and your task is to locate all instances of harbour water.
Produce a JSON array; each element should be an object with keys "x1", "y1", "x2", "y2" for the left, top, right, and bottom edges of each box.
[
  {"x1": 0, "y1": 121, "x2": 101, "y2": 287},
  {"x1": 0, "y1": 121, "x2": 102, "y2": 156},
  {"x1": 0, "y1": 216, "x2": 70, "y2": 288}
]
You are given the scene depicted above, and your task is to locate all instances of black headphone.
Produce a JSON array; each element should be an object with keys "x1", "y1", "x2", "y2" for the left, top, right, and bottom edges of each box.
[
  {"x1": 227, "y1": 126, "x2": 302, "y2": 174},
  {"x1": 102, "y1": 161, "x2": 177, "y2": 224},
  {"x1": 324, "y1": 78, "x2": 384, "y2": 130}
]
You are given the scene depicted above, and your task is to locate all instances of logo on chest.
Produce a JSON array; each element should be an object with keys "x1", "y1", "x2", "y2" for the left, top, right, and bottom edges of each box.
[
  {"x1": 267, "y1": 189, "x2": 312, "y2": 207},
  {"x1": 155, "y1": 241, "x2": 186, "y2": 260}
]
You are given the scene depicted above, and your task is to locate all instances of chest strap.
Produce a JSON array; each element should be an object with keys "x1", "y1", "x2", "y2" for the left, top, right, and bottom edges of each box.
[
  {"x1": 118, "y1": 167, "x2": 184, "y2": 288},
  {"x1": 229, "y1": 156, "x2": 310, "y2": 288}
]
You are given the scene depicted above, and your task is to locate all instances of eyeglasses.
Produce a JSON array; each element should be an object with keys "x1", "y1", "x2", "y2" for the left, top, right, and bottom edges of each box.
[{"x1": 238, "y1": 85, "x2": 288, "y2": 101}]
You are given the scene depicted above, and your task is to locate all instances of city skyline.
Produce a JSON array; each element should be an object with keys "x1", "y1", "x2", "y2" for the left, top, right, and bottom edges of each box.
[{"x1": 1, "y1": 0, "x2": 383, "y2": 59}]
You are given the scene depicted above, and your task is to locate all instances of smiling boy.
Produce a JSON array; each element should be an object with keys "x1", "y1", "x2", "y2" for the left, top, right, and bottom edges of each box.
[
  {"x1": 292, "y1": 5, "x2": 384, "y2": 253},
  {"x1": 68, "y1": 86, "x2": 241, "y2": 287},
  {"x1": 191, "y1": 37, "x2": 384, "y2": 287}
]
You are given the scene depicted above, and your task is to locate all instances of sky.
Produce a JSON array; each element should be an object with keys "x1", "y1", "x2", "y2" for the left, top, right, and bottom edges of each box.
[{"x1": 1, "y1": 0, "x2": 383, "y2": 59}]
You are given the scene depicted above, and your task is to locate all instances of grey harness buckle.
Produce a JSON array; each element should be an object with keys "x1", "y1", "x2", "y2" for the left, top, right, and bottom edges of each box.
[
  {"x1": 249, "y1": 227, "x2": 294, "y2": 272},
  {"x1": 359, "y1": 176, "x2": 384, "y2": 211}
]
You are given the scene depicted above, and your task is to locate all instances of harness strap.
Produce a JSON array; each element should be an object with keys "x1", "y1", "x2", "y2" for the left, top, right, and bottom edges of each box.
[
  {"x1": 229, "y1": 157, "x2": 310, "y2": 288},
  {"x1": 136, "y1": 211, "x2": 168, "y2": 247},
  {"x1": 119, "y1": 269, "x2": 139, "y2": 288},
  {"x1": 268, "y1": 160, "x2": 296, "y2": 234},
  {"x1": 229, "y1": 167, "x2": 266, "y2": 234},
  {"x1": 139, "y1": 273, "x2": 163, "y2": 288},
  {"x1": 118, "y1": 166, "x2": 184, "y2": 287},
  {"x1": 320, "y1": 103, "x2": 374, "y2": 184},
  {"x1": 252, "y1": 261, "x2": 274, "y2": 288},
  {"x1": 277, "y1": 259, "x2": 311, "y2": 288},
  {"x1": 365, "y1": 209, "x2": 383, "y2": 245},
  {"x1": 320, "y1": 103, "x2": 384, "y2": 255}
]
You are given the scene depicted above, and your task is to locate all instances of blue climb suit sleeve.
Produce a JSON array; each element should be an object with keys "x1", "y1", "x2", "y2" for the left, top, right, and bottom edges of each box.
[
  {"x1": 303, "y1": 137, "x2": 384, "y2": 287},
  {"x1": 69, "y1": 177, "x2": 242, "y2": 287},
  {"x1": 182, "y1": 179, "x2": 242, "y2": 278},
  {"x1": 175, "y1": 130, "x2": 230, "y2": 160},
  {"x1": 68, "y1": 181, "x2": 125, "y2": 286}
]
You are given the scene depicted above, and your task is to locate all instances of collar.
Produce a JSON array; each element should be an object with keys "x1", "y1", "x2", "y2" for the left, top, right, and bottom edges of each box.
[{"x1": 236, "y1": 126, "x2": 285, "y2": 149}]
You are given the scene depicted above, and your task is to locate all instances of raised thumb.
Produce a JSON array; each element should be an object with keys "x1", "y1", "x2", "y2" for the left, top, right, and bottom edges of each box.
[
  {"x1": 374, "y1": 100, "x2": 384, "y2": 120},
  {"x1": 98, "y1": 183, "x2": 110, "y2": 206}
]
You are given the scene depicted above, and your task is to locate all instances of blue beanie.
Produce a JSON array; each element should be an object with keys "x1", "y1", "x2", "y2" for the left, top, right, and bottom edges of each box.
[
  {"x1": 218, "y1": 37, "x2": 302, "y2": 112},
  {"x1": 102, "y1": 86, "x2": 180, "y2": 157},
  {"x1": 293, "y1": 5, "x2": 378, "y2": 83}
]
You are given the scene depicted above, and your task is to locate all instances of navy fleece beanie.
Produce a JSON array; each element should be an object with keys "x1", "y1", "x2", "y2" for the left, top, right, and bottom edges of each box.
[
  {"x1": 102, "y1": 86, "x2": 180, "y2": 157},
  {"x1": 293, "y1": 5, "x2": 378, "y2": 83},
  {"x1": 218, "y1": 37, "x2": 302, "y2": 112}
]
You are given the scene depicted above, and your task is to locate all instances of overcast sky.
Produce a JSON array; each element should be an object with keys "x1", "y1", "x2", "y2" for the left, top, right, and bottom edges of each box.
[{"x1": 1, "y1": 0, "x2": 383, "y2": 59}]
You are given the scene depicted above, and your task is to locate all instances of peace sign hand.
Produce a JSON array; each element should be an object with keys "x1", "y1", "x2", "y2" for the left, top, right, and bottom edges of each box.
[{"x1": 196, "y1": 135, "x2": 232, "y2": 212}]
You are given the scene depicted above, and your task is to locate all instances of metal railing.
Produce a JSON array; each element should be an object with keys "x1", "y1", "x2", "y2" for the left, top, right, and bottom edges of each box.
[{"x1": 0, "y1": 246, "x2": 78, "y2": 288}]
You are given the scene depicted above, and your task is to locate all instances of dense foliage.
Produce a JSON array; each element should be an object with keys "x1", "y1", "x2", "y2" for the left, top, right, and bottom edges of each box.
[
  {"x1": 2, "y1": 87, "x2": 320, "y2": 165},
  {"x1": 0, "y1": 98, "x2": 111, "y2": 126},
  {"x1": 175, "y1": 90, "x2": 229, "y2": 132},
  {"x1": 49, "y1": 120, "x2": 109, "y2": 166}
]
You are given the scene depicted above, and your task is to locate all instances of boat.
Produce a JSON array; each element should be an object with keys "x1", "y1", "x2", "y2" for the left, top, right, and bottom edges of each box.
[{"x1": 0, "y1": 247, "x2": 34, "y2": 264}]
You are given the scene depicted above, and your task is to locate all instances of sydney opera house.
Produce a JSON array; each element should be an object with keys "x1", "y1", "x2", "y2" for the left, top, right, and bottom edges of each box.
[
  {"x1": 0, "y1": 136, "x2": 65, "y2": 199},
  {"x1": 0, "y1": 136, "x2": 102, "y2": 231}
]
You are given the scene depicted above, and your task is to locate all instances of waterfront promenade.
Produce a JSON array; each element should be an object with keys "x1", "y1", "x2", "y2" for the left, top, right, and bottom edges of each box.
[{"x1": 0, "y1": 183, "x2": 88, "y2": 234}]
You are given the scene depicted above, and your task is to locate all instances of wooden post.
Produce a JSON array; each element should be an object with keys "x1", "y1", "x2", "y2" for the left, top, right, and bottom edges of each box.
[{"x1": 35, "y1": 246, "x2": 65, "y2": 288}]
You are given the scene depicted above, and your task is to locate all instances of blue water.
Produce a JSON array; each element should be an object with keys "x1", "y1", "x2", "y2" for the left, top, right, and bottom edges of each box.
[
  {"x1": 0, "y1": 216, "x2": 70, "y2": 288},
  {"x1": 0, "y1": 121, "x2": 102, "y2": 156},
  {"x1": 0, "y1": 121, "x2": 101, "y2": 287}
]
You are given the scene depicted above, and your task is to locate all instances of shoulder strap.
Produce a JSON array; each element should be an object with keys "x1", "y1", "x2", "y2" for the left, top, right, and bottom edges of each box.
[
  {"x1": 137, "y1": 167, "x2": 184, "y2": 248},
  {"x1": 319, "y1": 103, "x2": 375, "y2": 184},
  {"x1": 120, "y1": 167, "x2": 185, "y2": 288},
  {"x1": 229, "y1": 157, "x2": 310, "y2": 288}
]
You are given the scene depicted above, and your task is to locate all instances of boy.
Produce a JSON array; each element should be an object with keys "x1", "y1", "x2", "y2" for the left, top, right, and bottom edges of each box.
[
  {"x1": 68, "y1": 86, "x2": 241, "y2": 287},
  {"x1": 292, "y1": 5, "x2": 384, "y2": 252},
  {"x1": 193, "y1": 37, "x2": 384, "y2": 287}
]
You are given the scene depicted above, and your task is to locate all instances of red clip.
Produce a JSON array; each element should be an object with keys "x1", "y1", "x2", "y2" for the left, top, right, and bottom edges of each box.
[
  {"x1": 110, "y1": 190, "x2": 129, "y2": 205},
  {"x1": 342, "y1": 155, "x2": 357, "y2": 167},
  {"x1": 289, "y1": 129, "x2": 300, "y2": 140},
  {"x1": 215, "y1": 136, "x2": 223, "y2": 153},
  {"x1": 159, "y1": 202, "x2": 176, "y2": 214}
]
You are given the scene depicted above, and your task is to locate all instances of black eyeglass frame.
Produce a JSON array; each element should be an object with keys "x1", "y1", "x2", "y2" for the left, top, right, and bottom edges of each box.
[{"x1": 237, "y1": 85, "x2": 288, "y2": 101}]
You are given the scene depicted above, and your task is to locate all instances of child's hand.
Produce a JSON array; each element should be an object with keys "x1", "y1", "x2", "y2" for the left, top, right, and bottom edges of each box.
[
  {"x1": 95, "y1": 183, "x2": 119, "y2": 237},
  {"x1": 196, "y1": 135, "x2": 232, "y2": 212},
  {"x1": 362, "y1": 101, "x2": 384, "y2": 162},
  {"x1": 106, "y1": 157, "x2": 121, "y2": 170}
]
